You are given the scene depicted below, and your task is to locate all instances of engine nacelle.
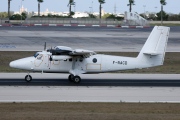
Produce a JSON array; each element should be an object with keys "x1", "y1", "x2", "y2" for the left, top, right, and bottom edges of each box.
[{"x1": 47, "y1": 46, "x2": 73, "y2": 55}]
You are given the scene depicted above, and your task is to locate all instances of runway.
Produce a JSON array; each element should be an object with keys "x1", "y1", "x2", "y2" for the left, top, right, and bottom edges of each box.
[
  {"x1": 0, "y1": 73, "x2": 180, "y2": 103},
  {"x1": 0, "y1": 86, "x2": 180, "y2": 103},
  {"x1": 0, "y1": 73, "x2": 180, "y2": 86},
  {"x1": 1, "y1": 79, "x2": 180, "y2": 86},
  {"x1": 0, "y1": 26, "x2": 180, "y2": 52}
]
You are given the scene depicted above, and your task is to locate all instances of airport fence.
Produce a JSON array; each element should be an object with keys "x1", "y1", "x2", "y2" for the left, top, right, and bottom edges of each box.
[
  {"x1": 121, "y1": 19, "x2": 150, "y2": 26},
  {"x1": 24, "y1": 18, "x2": 121, "y2": 25},
  {"x1": 0, "y1": 18, "x2": 161, "y2": 26},
  {"x1": 0, "y1": 18, "x2": 9, "y2": 24},
  {"x1": 0, "y1": 18, "x2": 121, "y2": 25}
]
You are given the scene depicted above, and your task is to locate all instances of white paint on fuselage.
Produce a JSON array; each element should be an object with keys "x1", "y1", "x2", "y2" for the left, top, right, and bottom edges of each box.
[
  {"x1": 30, "y1": 52, "x2": 143, "y2": 73},
  {"x1": 10, "y1": 51, "x2": 156, "y2": 74}
]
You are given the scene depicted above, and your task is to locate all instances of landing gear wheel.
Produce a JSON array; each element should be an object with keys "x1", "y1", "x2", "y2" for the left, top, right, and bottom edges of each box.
[
  {"x1": 68, "y1": 74, "x2": 74, "y2": 82},
  {"x1": 73, "y1": 76, "x2": 81, "y2": 84},
  {"x1": 25, "y1": 75, "x2": 32, "y2": 82}
]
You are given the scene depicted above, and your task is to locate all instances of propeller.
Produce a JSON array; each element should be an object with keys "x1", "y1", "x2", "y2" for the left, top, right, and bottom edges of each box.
[
  {"x1": 44, "y1": 42, "x2": 46, "y2": 51},
  {"x1": 50, "y1": 46, "x2": 53, "y2": 61}
]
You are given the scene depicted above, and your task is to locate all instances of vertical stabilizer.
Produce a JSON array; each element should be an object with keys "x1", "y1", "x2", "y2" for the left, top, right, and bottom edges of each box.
[{"x1": 137, "y1": 26, "x2": 170, "y2": 67}]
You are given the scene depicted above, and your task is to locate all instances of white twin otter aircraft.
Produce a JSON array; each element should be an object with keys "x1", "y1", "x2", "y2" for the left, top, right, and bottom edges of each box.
[{"x1": 10, "y1": 26, "x2": 170, "y2": 84}]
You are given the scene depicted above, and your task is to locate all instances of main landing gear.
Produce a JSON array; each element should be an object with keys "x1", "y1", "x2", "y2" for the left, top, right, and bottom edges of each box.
[{"x1": 68, "y1": 74, "x2": 81, "y2": 84}]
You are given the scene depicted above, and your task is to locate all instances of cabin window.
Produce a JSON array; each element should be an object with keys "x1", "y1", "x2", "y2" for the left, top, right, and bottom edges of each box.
[{"x1": 92, "y1": 58, "x2": 97, "y2": 63}]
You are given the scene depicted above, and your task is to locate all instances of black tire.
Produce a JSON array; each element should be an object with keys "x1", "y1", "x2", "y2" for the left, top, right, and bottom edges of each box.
[
  {"x1": 68, "y1": 74, "x2": 74, "y2": 82},
  {"x1": 73, "y1": 76, "x2": 81, "y2": 84},
  {"x1": 25, "y1": 75, "x2": 32, "y2": 82}
]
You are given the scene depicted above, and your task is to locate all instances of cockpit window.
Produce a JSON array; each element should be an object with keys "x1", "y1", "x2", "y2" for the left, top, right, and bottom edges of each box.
[
  {"x1": 37, "y1": 55, "x2": 43, "y2": 60},
  {"x1": 34, "y1": 52, "x2": 39, "y2": 58}
]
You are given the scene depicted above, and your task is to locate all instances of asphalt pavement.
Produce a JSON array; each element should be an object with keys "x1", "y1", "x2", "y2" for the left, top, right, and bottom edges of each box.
[
  {"x1": 0, "y1": 73, "x2": 180, "y2": 86},
  {"x1": 0, "y1": 26, "x2": 179, "y2": 52}
]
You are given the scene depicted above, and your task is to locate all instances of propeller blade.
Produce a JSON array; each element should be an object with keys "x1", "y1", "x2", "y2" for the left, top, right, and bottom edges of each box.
[
  {"x1": 44, "y1": 42, "x2": 46, "y2": 51},
  {"x1": 50, "y1": 56, "x2": 52, "y2": 61}
]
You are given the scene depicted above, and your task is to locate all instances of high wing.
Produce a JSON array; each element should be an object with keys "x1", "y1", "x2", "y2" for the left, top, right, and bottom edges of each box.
[
  {"x1": 48, "y1": 46, "x2": 96, "y2": 57},
  {"x1": 47, "y1": 46, "x2": 96, "y2": 61}
]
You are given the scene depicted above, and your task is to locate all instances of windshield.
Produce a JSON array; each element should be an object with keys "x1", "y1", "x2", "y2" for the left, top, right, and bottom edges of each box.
[{"x1": 33, "y1": 52, "x2": 39, "y2": 58}]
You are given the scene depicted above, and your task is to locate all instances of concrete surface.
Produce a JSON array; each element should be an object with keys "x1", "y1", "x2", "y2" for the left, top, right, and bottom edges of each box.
[{"x1": 0, "y1": 86, "x2": 179, "y2": 103}]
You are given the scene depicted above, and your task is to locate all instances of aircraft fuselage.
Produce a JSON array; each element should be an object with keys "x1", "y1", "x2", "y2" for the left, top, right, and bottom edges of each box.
[{"x1": 11, "y1": 53, "x2": 142, "y2": 74}]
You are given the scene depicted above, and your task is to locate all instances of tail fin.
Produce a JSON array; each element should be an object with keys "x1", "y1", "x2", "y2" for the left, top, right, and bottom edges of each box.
[{"x1": 137, "y1": 26, "x2": 170, "y2": 67}]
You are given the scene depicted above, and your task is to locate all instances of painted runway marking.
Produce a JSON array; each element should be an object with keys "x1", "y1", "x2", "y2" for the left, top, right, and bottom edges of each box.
[{"x1": 0, "y1": 44, "x2": 16, "y2": 49}]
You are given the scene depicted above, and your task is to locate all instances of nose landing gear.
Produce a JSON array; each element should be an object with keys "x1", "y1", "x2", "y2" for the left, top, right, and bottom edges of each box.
[{"x1": 25, "y1": 75, "x2": 32, "y2": 82}]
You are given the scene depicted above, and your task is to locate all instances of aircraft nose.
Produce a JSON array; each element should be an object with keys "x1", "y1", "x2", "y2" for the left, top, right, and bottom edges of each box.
[
  {"x1": 9, "y1": 61, "x2": 16, "y2": 68},
  {"x1": 9, "y1": 60, "x2": 23, "y2": 69},
  {"x1": 9, "y1": 57, "x2": 34, "y2": 70}
]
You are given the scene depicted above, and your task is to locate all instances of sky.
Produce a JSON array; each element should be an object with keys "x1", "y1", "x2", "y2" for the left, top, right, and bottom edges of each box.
[{"x1": 0, "y1": 0, "x2": 179, "y2": 14}]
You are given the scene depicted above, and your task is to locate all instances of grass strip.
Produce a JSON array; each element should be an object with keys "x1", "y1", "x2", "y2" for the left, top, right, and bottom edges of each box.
[{"x1": 0, "y1": 102, "x2": 180, "y2": 120}]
